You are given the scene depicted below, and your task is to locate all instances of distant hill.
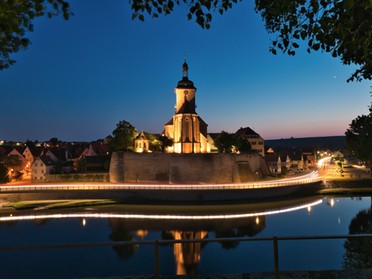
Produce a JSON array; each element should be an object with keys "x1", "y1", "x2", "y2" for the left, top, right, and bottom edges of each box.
[{"x1": 265, "y1": 136, "x2": 346, "y2": 150}]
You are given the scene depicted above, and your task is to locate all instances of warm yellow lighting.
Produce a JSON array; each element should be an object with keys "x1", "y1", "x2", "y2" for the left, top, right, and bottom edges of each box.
[
  {"x1": 82, "y1": 218, "x2": 86, "y2": 227},
  {"x1": 0, "y1": 171, "x2": 322, "y2": 192},
  {"x1": 135, "y1": 230, "x2": 148, "y2": 239},
  {"x1": 255, "y1": 217, "x2": 260, "y2": 225},
  {"x1": 330, "y1": 199, "x2": 335, "y2": 207},
  {"x1": 0, "y1": 200, "x2": 322, "y2": 222}
]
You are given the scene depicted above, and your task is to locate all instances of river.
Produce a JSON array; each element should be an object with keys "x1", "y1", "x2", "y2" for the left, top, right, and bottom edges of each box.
[{"x1": 0, "y1": 195, "x2": 371, "y2": 278}]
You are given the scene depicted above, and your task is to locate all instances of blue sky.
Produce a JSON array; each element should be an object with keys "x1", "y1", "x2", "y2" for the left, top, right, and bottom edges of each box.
[{"x1": 0, "y1": 0, "x2": 370, "y2": 142}]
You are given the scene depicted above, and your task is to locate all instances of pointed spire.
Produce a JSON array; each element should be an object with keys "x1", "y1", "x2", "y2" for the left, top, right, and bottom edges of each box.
[{"x1": 182, "y1": 55, "x2": 188, "y2": 78}]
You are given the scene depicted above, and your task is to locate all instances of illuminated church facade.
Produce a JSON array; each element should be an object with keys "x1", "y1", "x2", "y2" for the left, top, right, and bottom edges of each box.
[{"x1": 164, "y1": 60, "x2": 210, "y2": 153}]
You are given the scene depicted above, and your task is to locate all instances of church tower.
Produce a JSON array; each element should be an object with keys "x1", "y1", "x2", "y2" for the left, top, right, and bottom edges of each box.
[{"x1": 164, "y1": 59, "x2": 209, "y2": 153}]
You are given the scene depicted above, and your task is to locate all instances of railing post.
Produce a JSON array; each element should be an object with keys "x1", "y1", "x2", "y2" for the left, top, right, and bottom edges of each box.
[
  {"x1": 155, "y1": 240, "x2": 159, "y2": 279},
  {"x1": 273, "y1": 237, "x2": 280, "y2": 279}
]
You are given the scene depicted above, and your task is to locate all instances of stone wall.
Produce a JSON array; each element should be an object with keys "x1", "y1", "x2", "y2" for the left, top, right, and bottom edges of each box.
[{"x1": 110, "y1": 152, "x2": 270, "y2": 184}]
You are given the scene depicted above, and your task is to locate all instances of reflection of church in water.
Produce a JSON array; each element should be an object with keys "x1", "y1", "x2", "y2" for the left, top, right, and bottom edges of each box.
[
  {"x1": 164, "y1": 59, "x2": 210, "y2": 153},
  {"x1": 108, "y1": 216, "x2": 266, "y2": 275}
]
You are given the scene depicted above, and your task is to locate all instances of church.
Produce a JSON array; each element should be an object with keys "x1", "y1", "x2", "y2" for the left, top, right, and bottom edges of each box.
[{"x1": 163, "y1": 60, "x2": 210, "y2": 153}]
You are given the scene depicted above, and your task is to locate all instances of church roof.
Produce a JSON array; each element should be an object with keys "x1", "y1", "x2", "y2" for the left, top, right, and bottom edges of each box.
[
  {"x1": 234, "y1": 127, "x2": 260, "y2": 138},
  {"x1": 135, "y1": 131, "x2": 148, "y2": 141},
  {"x1": 176, "y1": 99, "x2": 196, "y2": 114},
  {"x1": 164, "y1": 118, "x2": 173, "y2": 126},
  {"x1": 198, "y1": 116, "x2": 208, "y2": 137},
  {"x1": 176, "y1": 77, "x2": 195, "y2": 89}
]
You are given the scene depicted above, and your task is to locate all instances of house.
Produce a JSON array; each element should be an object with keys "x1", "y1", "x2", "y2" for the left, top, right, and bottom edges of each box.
[
  {"x1": 234, "y1": 127, "x2": 265, "y2": 156},
  {"x1": 7, "y1": 147, "x2": 27, "y2": 172},
  {"x1": 134, "y1": 131, "x2": 150, "y2": 153},
  {"x1": 31, "y1": 156, "x2": 55, "y2": 182}
]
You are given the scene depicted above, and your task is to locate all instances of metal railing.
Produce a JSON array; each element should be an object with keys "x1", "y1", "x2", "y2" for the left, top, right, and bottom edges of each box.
[{"x1": 1, "y1": 234, "x2": 372, "y2": 279}]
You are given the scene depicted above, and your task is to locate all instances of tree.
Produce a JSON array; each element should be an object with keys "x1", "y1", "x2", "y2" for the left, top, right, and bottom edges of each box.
[
  {"x1": 214, "y1": 131, "x2": 235, "y2": 153},
  {"x1": 158, "y1": 134, "x2": 173, "y2": 153},
  {"x1": 343, "y1": 201, "x2": 372, "y2": 269},
  {"x1": 255, "y1": 0, "x2": 371, "y2": 82},
  {"x1": 110, "y1": 120, "x2": 138, "y2": 152},
  {"x1": 234, "y1": 137, "x2": 252, "y2": 154},
  {"x1": 130, "y1": 0, "x2": 371, "y2": 83},
  {"x1": 0, "y1": 163, "x2": 10, "y2": 184},
  {"x1": 4, "y1": 1, "x2": 370, "y2": 83},
  {"x1": 48, "y1": 137, "x2": 61, "y2": 147},
  {"x1": 345, "y1": 106, "x2": 372, "y2": 175},
  {"x1": 0, "y1": 0, "x2": 72, "y2": 69},
  {"x1": 1, "y1": 154, "x2": 22, "y2": 169},
  {"x1": 144, "y1": 131, "x2": 161, "y2": 152}
]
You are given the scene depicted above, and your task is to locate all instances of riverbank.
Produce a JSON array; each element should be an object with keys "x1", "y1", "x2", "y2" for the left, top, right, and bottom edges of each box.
[{"x1": 317, "y1": 178, "x2": 372, "y2": 196}]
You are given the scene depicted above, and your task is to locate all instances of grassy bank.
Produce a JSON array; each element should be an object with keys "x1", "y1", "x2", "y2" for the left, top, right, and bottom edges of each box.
[{"x1": 317, "y1": 178, "x2": 372, "y2": 196}]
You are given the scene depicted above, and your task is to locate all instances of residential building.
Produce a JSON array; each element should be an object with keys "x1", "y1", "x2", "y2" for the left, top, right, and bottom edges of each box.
[
  {"x1": 31, "y1": 156, "x2": 55, "y2": 182},
  {"x1": 234, "y1": 127, "x2": 265, "y2": 156}
]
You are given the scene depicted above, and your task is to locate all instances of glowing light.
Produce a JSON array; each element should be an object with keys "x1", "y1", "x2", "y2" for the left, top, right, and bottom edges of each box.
[
  {"x1": 307, "y1": 207, "x2": 312, "y2": 213},
  {"x1": 338, "y1": 217, "x2": 341, "y2": 224},
  {"x1": 255, "y1": 217, "x2": 260, "y2": 225},
  {"x1": 0, "y1": 171, "x2": 322, "y2": 192},
  {"x1": 330, "y1": 199, "x2": 335, "y2": 207},
  {"x1": 82, "y1": 218, "x2": 86, "y2": 227},
  {"x1": 0, "y1": 200, "x2": 322, "y2": 222}
]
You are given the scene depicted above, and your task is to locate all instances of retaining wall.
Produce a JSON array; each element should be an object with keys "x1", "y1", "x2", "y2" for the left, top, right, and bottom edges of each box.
[{"x1": 110, "y1": 152, "x2": 270, "y2": 184}]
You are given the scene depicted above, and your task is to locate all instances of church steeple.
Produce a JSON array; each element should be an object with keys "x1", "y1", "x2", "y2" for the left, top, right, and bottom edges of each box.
[{"x1": 182, "y1": 56, "x2": 189, "y2": 78}]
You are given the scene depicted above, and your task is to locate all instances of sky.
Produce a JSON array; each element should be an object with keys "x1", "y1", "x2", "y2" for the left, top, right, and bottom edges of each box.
[{"x1": 0, "y1": 0, "x2": 370, "y2": 142}]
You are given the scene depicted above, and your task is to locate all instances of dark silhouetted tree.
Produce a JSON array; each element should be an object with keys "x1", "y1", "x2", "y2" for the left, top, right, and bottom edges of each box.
[
  {"x1": 1, "y1": 154, "x2": 22, "y2": 169},
  {"x1": 3, "y1": 1, "x2": 370, "y2": 84},
  {"x1": 0, "y1": 0, "x2": 72, "y2": 69},
  {"x1": 144, "y1": 131, "x2": 161, "y2": 152},
  {"x1": 110, "y1": 120, "x2": 138, "y2": 152},
  {"x1": 130, "y1": 0, "x2": 371, "y2": 83},
  {"x1": 344, "y1": 199, "x2": 372, "y2": 269},
  {"x1": 345, "y1": 106, "x2": 372, "y2": 175},
  {"x1": 214, "y1": 131, "x2": 235, "y2": 153},
  {"x1": 235, "y1": 137, "x2": 252, "y2": 154},
  {"x1": 158, "y1": 134, "x2": 173, "y2": 153},
  {"x1": 0, "y1": 163, "x2": 10, "y2": 184}
]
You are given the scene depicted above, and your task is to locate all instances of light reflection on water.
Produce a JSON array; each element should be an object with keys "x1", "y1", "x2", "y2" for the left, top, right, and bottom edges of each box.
[{"x1": 0, "y1": 196, "x2": 370, "y2": 278}]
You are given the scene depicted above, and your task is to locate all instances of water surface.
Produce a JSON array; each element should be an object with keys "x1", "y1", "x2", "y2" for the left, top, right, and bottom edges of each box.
[{"x1": 0, "y1": 196, "x2": 370, "y2": 278}]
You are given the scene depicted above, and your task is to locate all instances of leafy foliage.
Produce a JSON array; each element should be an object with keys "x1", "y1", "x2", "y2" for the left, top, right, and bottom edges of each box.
[
  {"x1": 144, "y1": 131, "x2": 161, "y2": 152},
  {"x1": 130, "y1": 0, "x2": 242, "y2": 30},
  {"x1": 214, "y1": 131, "x2": 235, "y2": 153},
  {"x1": 130, "y1": 0, "x2": 371, "y2": 82},
  {"x1": 255, "y1": 0, "x2": 372, "y2": 82},
  {"x1": 158, "y1": 134, "x2": 173, "y2": 153},
  {"x1": 0, "y1": 163, "x2": 10, "y2": 184},
  {"x1": 110, "y1": 120, "x2": 138, "y2": 152},
  {"x1": 345, "y1": 106, "x2": 372, "y2": 173},
  {"x1": 234, "y1": 136, "x2": 252, "y2": 154},
  {"x1": 3, "y1": 1, "x2": 370, "y2": 83},
  {"x1": 214, "y1": 131, "x2": 252, "y2": 153},
  {"x1": 0, "y1": 0, "x2": 72, "y2": 69},
  {"x1": 344, "y1": 205, "x2": 372, "y2": 269},
  {"x1": 1, "y1": 154, "x2": 22, "y2": 169}
]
